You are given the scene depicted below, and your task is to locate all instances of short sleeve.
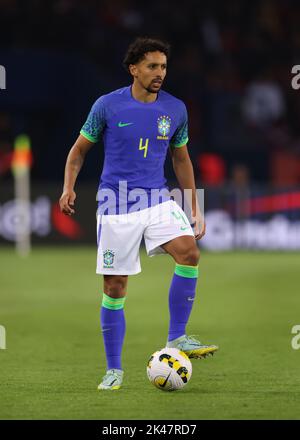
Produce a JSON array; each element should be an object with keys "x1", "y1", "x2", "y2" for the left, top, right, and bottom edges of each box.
[
  {"x1": 170, "y1": 103, "x2": 189, "y2": 148},
  {"x1": 80, "y1": 97, "x2": 105, "y2": 143}
]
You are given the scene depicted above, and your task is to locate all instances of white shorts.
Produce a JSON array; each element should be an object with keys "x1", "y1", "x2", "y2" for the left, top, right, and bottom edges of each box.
[{"x1": 96, "y1": 200, "x2": 195, "y2": 275}]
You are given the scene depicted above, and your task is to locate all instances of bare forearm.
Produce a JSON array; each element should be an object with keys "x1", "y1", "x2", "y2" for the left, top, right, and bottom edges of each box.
[
  {"x1": 173, "y1": 157, "x2": 198, "y2": 215},
  {"x1": 63, "y1": 145, "x2": 85, "y2": 191},
  {"x1": 60, "y1": 134, "x2": 94, "y2": 216}
]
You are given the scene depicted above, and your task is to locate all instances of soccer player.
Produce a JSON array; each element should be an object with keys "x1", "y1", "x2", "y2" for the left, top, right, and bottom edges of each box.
[{"x1": 59, "y1": 37, "x2": 218, "y2": 391}]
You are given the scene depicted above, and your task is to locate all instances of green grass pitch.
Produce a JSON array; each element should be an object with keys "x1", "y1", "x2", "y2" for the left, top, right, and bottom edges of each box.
[{"x1": 0, "y1": 247, "x2": 299, "y2": 420}]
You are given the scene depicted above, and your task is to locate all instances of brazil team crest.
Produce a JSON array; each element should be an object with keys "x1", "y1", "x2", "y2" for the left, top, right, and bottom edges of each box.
[
  {"x1": 157, "y1": 115, "x2": 171, "y2": 140},
  {"x1": 103, "y1": 249, "x2": 115, "y2": 268}
]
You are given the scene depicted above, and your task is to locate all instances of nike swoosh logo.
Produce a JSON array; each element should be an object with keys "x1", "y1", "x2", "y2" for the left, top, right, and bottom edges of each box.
[
  {"x1": 101, "y1": 328, "x2": 111, "y2": 333},
  {"x1": 187, "y1": 297, "x2": 194, "y2": 301},
  {"x1": 160, "y1": 372, "x2": 171, "y2": 388},
  {"x1": 180, "y1": 226, "x2": 190, "y2": 230},
  {"x1": 118, "y1": 122, "x2": 133, "y2": 127},
  {"x1": 109, "y1": 378, "x2": 117, "y2": 386}
]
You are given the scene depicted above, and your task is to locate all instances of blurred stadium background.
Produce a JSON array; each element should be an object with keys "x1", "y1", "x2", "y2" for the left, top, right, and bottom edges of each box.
[{"x1": 1, "y1": 0, "x2": 300, "y2": 420}]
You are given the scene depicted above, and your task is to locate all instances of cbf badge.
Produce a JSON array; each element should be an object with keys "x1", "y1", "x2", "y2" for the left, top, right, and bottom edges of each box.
[
  {"x1": 103, "y1": 249, "x2": 115, "y2": 268},
  {"x1": 157, "y1": 115, "x2": 171, "y2": 140}
]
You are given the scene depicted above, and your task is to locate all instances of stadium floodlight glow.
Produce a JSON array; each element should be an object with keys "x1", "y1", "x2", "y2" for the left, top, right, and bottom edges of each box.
[
  {"x1": 11, "y1": 135, "x2": 33, "y2": 257},
  {"x1": 0, "y1": 65, "x2": 6, "y2": 90}
]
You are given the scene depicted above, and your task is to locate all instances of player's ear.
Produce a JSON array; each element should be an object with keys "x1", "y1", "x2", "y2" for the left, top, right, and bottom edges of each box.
[{"x1": 129, "y1": 64, "x2": 138, "y2": 78}]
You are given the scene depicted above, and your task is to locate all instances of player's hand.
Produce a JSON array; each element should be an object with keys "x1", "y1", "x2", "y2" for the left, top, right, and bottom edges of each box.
[
  {"x1": 191, "y1": 211, "x2": 206, "y2": 240},
  {"x1": 59, "y1": 189, "x2": 76, "y2": 216}
]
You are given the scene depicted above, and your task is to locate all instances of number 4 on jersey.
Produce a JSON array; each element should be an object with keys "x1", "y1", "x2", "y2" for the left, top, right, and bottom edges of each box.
[{"x1": 139, "y1": 138, "x2": 149, "y2": 158}]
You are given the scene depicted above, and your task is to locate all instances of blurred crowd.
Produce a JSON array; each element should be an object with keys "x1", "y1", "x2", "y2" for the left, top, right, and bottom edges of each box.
[{"x1": 1, "y1": 0, "x2": 300, "y2": 186}]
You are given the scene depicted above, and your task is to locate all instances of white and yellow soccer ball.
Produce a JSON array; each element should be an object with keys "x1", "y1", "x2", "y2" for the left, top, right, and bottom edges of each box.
[{"x1": 147, "y1": 347, "x2": 192, "y2": 391}]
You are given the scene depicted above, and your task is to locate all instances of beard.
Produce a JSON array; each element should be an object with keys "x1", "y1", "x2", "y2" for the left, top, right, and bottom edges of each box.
[{"x1": 145, "y1": 80, "x2": 163, "y2": 93}]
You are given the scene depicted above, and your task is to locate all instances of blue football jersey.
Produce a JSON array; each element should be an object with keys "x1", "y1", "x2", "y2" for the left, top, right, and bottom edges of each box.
[{"x1": 80, "y1": 85, "x2": 188, "y2": 214}]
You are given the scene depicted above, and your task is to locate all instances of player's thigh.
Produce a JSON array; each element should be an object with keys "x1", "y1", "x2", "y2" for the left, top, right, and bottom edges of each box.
[
  {"x1": 161, "y1": 235, "x2": 200, "y2": 266},
  {"x1": 144, "y1": 200, "x2": 195, "y2": 258},
  {"x1": 96, "y1": 213, "x2": 144, "y2": 275}
]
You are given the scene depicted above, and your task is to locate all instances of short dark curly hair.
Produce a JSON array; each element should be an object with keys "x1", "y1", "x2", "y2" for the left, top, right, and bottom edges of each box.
[{"x1": 123, "y1": 37, "x2": 170, "y2": 73}]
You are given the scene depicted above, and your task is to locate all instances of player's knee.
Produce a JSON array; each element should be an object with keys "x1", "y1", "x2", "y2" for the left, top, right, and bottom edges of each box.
[
  {"x1": 104, "y1": 275, "x2": 127, "y2": 298},
  {"x1": 179, "y1": 246, "x2": 200, "y2": 266}
]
